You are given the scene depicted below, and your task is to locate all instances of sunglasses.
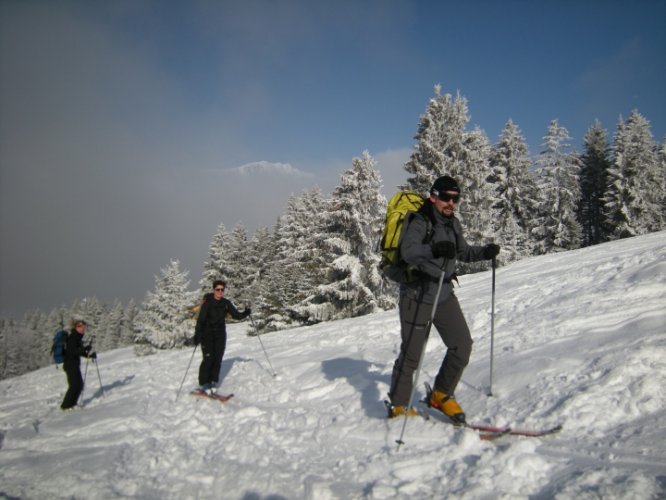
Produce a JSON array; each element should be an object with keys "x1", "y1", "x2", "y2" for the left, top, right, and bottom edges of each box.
[
  {"x1": 437, "y1": 193, "x2": 460, "y2": 203},
  {"x1": 214, "y1": 287, "x2": 225, "y2": 292}
]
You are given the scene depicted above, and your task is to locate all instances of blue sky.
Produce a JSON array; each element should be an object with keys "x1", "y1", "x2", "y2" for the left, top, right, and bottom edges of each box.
[{"x1": 1, "y1": 0, "x2": 665, "y2": 317}]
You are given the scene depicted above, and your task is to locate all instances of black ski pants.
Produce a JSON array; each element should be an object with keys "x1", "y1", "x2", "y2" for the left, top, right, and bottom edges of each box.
[
  {"x1": 61, "y1": 364, "x2": 84, "y2": 410},
  {"x1": 198, "y1": 331, "x2": 227, "y2": 387},
  {"x1": 389, "y1": 292, "x2": 473, "y2": 407}
]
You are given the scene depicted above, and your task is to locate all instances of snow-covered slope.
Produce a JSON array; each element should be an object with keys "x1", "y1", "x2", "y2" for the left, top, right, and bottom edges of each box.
[{"x1": 1, "y1": 232, "x2": 665, "y2": 499}]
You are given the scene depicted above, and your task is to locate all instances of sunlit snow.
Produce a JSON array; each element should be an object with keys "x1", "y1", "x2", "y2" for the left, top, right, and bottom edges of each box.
[{"x1": 1, "y1": 231, "x2": 664, "y2": 499}]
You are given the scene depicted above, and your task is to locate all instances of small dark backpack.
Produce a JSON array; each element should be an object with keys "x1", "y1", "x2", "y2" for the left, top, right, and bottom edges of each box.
[{"x1": 51, "y1": 330, "x2": 69, "y2": 365}]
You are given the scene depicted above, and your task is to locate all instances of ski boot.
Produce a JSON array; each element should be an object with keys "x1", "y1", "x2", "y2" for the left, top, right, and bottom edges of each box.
[
  {"x1": 428, "y1": 386, "x2": 466, "y2": 424},
  {"x1": 386, "y1": 402, "x2": 420, "y2": 419}
]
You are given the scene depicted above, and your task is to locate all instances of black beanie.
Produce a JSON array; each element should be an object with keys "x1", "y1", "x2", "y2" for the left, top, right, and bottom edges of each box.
[{"x1": 430, "y1": 175, "x2": 460, "y2": 196}]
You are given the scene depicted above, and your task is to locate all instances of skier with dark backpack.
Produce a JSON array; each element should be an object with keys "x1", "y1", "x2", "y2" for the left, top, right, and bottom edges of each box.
[{"x1": 60, "y1": 319, "x2": 97, "y2": 410}]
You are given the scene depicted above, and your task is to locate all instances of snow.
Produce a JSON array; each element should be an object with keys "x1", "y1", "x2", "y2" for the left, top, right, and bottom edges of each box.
[{"x1": 1, "y1": 231, "x2": 665, "y2": 499}]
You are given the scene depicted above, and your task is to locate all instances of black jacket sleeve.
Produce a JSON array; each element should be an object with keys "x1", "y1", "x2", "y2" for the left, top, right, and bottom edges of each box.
[
  {"x1": 226, "y1": 300, "x2": 248, "y2": 320},
  {"x1": 195, "y1": 300, "x2": 209, "y2": 336}
]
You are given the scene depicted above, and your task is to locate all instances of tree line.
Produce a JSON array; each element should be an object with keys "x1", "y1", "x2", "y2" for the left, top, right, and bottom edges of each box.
[{"x1": 2, "y1": 85, "x2": 664, "y2": 379}]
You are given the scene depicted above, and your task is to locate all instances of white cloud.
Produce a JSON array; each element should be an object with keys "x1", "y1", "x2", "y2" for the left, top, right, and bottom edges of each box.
[{"x1": 228, "y1": 161, "x2": 314, "y2": 178}]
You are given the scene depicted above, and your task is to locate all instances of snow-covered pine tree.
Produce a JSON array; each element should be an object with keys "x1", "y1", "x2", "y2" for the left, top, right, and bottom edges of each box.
[
  {"x1": 244, "y1": 226, "x2": 273, "y2": 320},
  {"x1": 533, "y1": 120, "x2": 582, "y2": 253},
  {"x1": 20, "y1": 309, "x2": 47, "y2": 373},
  {"x1": 297, "y1": 151, "x2": 388, "y2": 322},
  {"x1": 134, "y1": 259, "x2": 197, "y2": 349},
  {"x1": 254, "y1": 216, "x2": 290, "y2": 330},
  {"x1": 70, "y1": 297, "x2": 106, "y2": 332},
  {"x1": 657, "y1": 136, "x2": 666, "y2": 229},
  {"x1": 260, "y1": 189, "x2": 328, "y2": 331},
  {"x1": 199, "y1": 222, "x2": 232, "y2": 296},
  {"x1": 456, "y1": 127, "x2": 496, "y2": 273},
  {"x1": 402, "y1": 86, "x2": 470, "y2": 195},
  {"x1": 223, "y1": 224, "x2": 253, "y2": 307},
  {"x1": 0, "y1": 317, "x2": 7, "y2": 378},
  {"x1": 0, "y1": 319, "x2": 23, "y2": 379},
  {"x1": 604, "y1": 110, "x2": 663, "y2": 239},
  {"x1": 578, "y1": 120, "x2": 611, "y2": 246},
  {"x1": 98, "y1": 300, "x2": 124, "y2": 352},
  {"x1": 489, "y1": 119, "x2": 541, "y2": 262},
  {"x1": 121, "y1": 299, "x2": 138, "y2": 344}
]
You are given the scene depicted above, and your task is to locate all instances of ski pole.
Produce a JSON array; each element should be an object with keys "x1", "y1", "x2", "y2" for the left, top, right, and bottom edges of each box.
[
  {"x1": 87, "y1": 335, "x2": 104, "y2": 397},
  {"x1": 82, "y1": 357, "x2": 90, "y2": 399},
  {"x1": 396, "y1": 270, "x2": 446, "y2": 450},
  {"x1": 94, "y1": 358, "x2": 104, "y2": 397},
  {"x1": 176, "y1": 344, "x2": 198, "y2": 401},
  {"x1": 487, "y1": 257, "x2": 496, "y2": 397},
  {"x1": 248, "y1": 313, "x2": 277, "y2": 377}
]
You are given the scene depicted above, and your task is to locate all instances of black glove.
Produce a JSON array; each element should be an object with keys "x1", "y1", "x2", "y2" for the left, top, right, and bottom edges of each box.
[
  {"x1": 483, "y1": 243, "x2": 500, "y2": 259},
  {"x1": 84, "y1": 344, "x2": 92, "y2": 354},
  {"x1": 243, "y1": 307, "x2": 251, "y2": 318},
  {"x1": 432, "y1": 241, "x2": 456, "y2": 259},
  {"x1": 89, "y1": 352, "x2": 97, "y2": 360},
  {"x1": 193, "y1": 333, "x2": 201, "y2": 346}
]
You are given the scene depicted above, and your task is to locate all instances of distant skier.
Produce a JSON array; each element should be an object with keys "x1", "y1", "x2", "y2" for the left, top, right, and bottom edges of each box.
[
  {"x1": 61, "y1": 319, "x2": 96, "y2": 410},
  {"x1": 194, "y1": 280, "x2": 250, "y2": 394},
  {"x1": 387, "y1": 175, "x2": 499, "y2": 421}
]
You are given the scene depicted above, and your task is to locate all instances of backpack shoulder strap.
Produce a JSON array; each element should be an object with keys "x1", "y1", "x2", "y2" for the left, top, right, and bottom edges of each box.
[{"x1": 416, "y1": 200, "x2": 436, "y2": 243}]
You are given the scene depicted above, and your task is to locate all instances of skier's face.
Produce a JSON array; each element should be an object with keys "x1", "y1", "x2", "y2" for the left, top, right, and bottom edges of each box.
[
  {"x1": 75, "y1": 322, "x2": 87, "y2": 335},
  {"x1": 431, "y1": 191, "x2": 459, "y2": 217},
  {"x1": 213, "y1": 285, "x2": 225, "y2": 299}
]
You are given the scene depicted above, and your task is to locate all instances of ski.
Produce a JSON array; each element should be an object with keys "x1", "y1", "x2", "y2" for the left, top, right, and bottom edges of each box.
[
  {"x1": 190, "y1": 389, "x2": 234, "y2": 403},
  {"x1": 384, "y1": 400, "x2": 509, "y2": 441},
  {"x1": 420, "y1": 383, "x2": 562, "y2": 438}
]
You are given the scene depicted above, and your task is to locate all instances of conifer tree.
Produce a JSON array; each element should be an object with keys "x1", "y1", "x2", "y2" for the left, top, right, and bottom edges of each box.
[
  {"x1": 456, "y1": 127, "x2": 496, "y2": 272},
  {"x1": 533, "y1": 120, "x2": 582, "y2": 253},
  {"x1": 122, "y1": 299, "x2": 138, "y2": 344},
  {"x1": 134, "y1": 259, "x2": 197, "y2": 349},
  {"x1": 660, "y1": 137, "x2": 666, "y2": 224},
  {"x1": 199, "y1": 223, "x2": 232, "y2": 295},
  {"x1": 489, "y1": 120, "x2": 540, "y2": 262},
  {"x1": 255, "y1": 216, "x2": 290, "y2": 330},
  {"x1": 221, "y1": 223, "x2": 252, "y2": 306},
  {"x1": 578, "y1": 120, "x2": 611, "y2": 246},
  {"x1": 99, "y1": 300, "x2": 124, "y2": 351},
  {"x1": 0, "y1": 317, "x2": 8, "y2": 378},
  {"x1": 403, "y1": 86, "x2": 470, "y2": 195},
  {"x1": 259, "y1": 189, "x2": 328, "y2": 331},
  {"x1": 20, "y1": 309, "x2": 47, "y2": 372},
  {"x1": 297, "y1": 151, "x2": 387, "y2": 321},
  {"x1": 604, "y1": 110, "x2": 663, "y2": 238},
  {"x1": 245, "y1": 226, "x2": 273, "y2": 318},
  {"x1": 1, "y1": 319, "x2": 22, "y2": 379}
]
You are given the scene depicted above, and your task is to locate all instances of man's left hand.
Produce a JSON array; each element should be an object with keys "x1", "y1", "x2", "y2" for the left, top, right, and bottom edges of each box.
[{"x1": 483, "y1": 243, "x2": 500, "y2": 259}]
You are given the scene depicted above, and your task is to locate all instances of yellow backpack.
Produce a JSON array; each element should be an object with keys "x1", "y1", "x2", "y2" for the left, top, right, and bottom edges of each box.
[{"x1": 378, "y1": 191, "x2": 431, "y2": 283}]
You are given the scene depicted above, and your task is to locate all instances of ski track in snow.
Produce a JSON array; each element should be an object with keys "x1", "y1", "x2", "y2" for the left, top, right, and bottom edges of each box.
[{"x1": 1, "y1": 231, "x2": 665, "y2": 499}]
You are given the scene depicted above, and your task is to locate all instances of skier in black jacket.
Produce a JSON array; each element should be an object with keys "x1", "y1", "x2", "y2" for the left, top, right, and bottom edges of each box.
[
  {"x1": 194, "y1": 280, "x2": 250, "y2": 394},
  {"x1": 61, "y1": 319, "x2": 96, "y2": 410}
]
